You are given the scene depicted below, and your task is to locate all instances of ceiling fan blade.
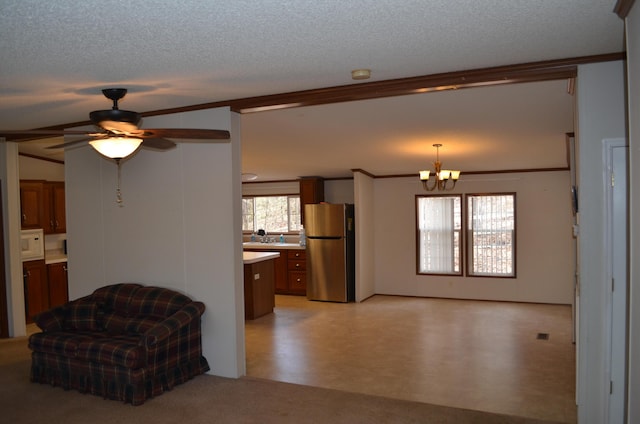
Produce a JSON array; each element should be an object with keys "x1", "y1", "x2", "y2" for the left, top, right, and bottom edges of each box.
[
  {"x1": 137, "y1": 128, "x2": 230, "y2": 140},
  {"x1": 47, "y1": 135, "x2": 106, "y2": 149},
  {"x1": 141, "y1": 138, "x2": 177, "y2": 151},
  {"x1": 0, "y1": 129, "x2": 95, "y2": 141}
]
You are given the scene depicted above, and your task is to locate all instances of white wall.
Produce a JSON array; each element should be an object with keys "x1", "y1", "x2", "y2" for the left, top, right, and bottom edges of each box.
[
  {"x1": 325, "y1": 179, "x2": 354, "y2": 204},
  {"x1": 373, "y1": 171, "x2": 575, "y2": 304},
  {"x1": 575, "y1": 61, "x2": 626, "y2": 424},
  {"x1": 353, "y1": 171, "x2": 374, "y2": 301},
  {"x1": 18, "y1": 156, "x2": 64, "y2": 181},
  {"x1": 625, "y1": 3, "x2": 640, "y2": 422},
  {"x1": 65, "y1": 107, "x2": 245, "y2": 378}
]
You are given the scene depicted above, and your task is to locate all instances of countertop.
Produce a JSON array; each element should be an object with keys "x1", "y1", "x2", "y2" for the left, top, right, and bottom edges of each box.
[
  {"x1": 243, "y1": 242, "x2": 305, "y2": 250},
  {"x1": 45, "y1": 249, "x2": 67, "y2": 264},
  {"x1": 243, "y1": 251, "x2": 281, "y2": 264}
]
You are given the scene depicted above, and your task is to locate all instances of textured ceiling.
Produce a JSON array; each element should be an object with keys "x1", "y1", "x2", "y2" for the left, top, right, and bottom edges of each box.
[{"x1": 0, "y1": 1, "x2": 625, "y2": 180}]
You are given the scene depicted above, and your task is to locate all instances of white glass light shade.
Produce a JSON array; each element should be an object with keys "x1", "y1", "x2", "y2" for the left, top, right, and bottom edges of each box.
[
  {"x1": 89, "y1": 137, "x2": 143, "y2": 159},
  {"x1": 450, "y1": 170, "x2": 461, "y2": 180},
  {"x1": 419, "y1": 170, "x2": 430, "y2": 181},
  {"x1": 439, "y1": 170, "x2": 451, "y2": 180}
]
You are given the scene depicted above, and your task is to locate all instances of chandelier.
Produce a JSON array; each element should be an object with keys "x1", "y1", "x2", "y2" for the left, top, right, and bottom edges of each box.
[{"x1": 419, "y1": 143, "x2": 461, "y2": 191}]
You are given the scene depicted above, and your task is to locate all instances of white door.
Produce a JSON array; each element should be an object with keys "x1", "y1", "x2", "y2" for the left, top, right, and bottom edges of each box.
[{"x1": 605, "y1": 139, "x2": 627, "y2": 423}]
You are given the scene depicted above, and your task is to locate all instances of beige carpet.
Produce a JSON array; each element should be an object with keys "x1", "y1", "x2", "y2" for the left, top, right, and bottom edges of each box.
[{"x1": 1, "y1": 336, "x2": 563, "y2": 424}]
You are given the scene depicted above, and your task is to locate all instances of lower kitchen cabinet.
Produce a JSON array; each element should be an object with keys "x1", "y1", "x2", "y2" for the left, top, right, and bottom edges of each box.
[
  {"x1": 23, "y1": 260, "x2": 49, "y2": 323},
  {"x1": 23, "y1": 260, "x2": 69, "y2": 323},
  {"x1": 286, "y1": 250, "x2": 306, "y2": 295},
  {"x1": 244, "y1": 248, "x2": 307, "y2": 295},
  {"x1": 47, "y1": 262, "x2": 69, "y2": 308}
]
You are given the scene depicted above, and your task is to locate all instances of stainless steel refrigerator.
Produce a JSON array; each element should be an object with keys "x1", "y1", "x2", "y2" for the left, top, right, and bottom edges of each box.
[{"x1": 305, "y1": 203, "x2": 355, "y2": 302}]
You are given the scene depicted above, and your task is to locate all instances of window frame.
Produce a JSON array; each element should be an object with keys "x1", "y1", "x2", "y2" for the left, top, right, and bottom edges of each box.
[
  {"x1": 242, "y1": 194, "x2": 301, "y2": 234},
  {"x1": 415, "y1": 194, "x2": 463, "y2": 276},
  {"x1": 465, "y1": 192, "x2": 517, "y2": 279}
]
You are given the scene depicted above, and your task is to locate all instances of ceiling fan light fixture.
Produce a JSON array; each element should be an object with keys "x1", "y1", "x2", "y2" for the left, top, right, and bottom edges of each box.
[{"x1": 89, "y1": 136, "x2": 142, "y2": 159}]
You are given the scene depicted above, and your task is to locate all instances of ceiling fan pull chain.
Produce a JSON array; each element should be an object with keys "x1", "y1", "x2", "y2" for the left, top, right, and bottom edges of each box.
[{"x1": 116, "y1": 159, "x2": 124, "y2": 206}]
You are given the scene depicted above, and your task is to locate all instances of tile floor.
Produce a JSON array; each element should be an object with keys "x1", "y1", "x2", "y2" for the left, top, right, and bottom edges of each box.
[{"x1": 245, "y1": 295, "x2": 577, "y2": 423}]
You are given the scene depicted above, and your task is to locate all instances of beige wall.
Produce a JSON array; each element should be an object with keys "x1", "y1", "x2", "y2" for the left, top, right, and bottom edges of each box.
[
  {"x1": 373, "y1": 171, "x2": 575, "y2": 304},
  {"x1": 18, "y1": 155, "x2": 64, "y2": 181},
  {"x1": 243, "y1": 170, "x2": 575, "y2": 304}
]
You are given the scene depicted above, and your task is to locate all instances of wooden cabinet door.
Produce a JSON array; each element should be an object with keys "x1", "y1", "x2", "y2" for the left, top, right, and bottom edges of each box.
[
  {"x1": 47, "y1": 262, "x2": 68, "y2": 308},
  {"x1": 287, "y1": 271, "x2": 307, "y2": 294},
  {"x1": 20, "y1": 181, "x2": 44, "y2": 229},
  {"x1": 23, "y1": 260, "x2": 49, "y2": 322},
  {"x1": 299, "y1": 177, "x2": 324, "y2": 225},
  {"x1": 272, "y1": 249, "x2": 288, "y2": 293},
  {"x1": 52, "y1": 183, "x2": 66, "y2": 233},
  {"x1": 43, "y1": 182, "x2": 66, "y2": 234}
]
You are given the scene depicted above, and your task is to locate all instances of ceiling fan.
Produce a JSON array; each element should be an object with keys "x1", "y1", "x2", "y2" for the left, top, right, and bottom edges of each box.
[
  {"x1": 1, "y1": 88, "x2": 231, "y2": 205},
  {"x1": 0, "y1": 87, "x2": 231, "y2": 158}
]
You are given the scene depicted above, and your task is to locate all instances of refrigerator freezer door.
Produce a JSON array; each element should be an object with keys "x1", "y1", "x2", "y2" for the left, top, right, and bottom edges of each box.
[
  {"x1": 306, "y1": 237, "x2": 348, "y2": 302},
  {"x1": 304, "y1": 204, "x2": 345, "y2": 238}
]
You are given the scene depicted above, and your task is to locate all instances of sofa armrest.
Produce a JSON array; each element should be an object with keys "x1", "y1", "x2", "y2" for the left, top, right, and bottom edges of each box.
[
  {"x1": 140, "y1": 301, "x2": 206, "y2": 348},
  {"x1": 34, "y1": 304, "x2": 67, "y2": 332}
]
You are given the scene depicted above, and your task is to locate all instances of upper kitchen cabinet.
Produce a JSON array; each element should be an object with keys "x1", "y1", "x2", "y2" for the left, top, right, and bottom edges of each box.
[
  {"x1": 20, "y1": 181, "x2": 45, "y2": 229},
  {"x1": 20, "y1": 180, "x2": 66, "y2": 233},
  {"x1": 299, "y1": 176, "x2": 324, "y2": 225},
  {"x1": 43, "y1": 182, "x2": 66, "y2": 234}
]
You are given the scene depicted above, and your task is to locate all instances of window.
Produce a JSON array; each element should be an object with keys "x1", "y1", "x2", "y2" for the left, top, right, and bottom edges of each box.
[
  {"x1": 416, "y1": 195, "x2": 462, "y2": 275},
  {"x1": 242, "y1": 195, "x2": 301, "y2": 233},
  {"x1": 466, "y1": 193, "x2": 516, "y2": 277}
]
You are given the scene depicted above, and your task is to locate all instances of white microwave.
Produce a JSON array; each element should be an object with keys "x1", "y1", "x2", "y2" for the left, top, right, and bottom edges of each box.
[{"x1": 21, "y1": 229, "x2": 44, "y2": 262}]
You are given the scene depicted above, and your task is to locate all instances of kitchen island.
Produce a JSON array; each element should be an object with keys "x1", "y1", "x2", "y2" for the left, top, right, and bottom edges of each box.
[
  {"x1": 243, "y1": 251, "x2": 280, "y2": 319},
  {"x1": 243, "y1": 242, "x2": 307, "y2": 296}
]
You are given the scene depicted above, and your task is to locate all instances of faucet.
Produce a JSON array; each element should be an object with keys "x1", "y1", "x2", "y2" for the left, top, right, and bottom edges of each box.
[{"x1": 257, "y1": 229, "x2": 269, "y2": 243}]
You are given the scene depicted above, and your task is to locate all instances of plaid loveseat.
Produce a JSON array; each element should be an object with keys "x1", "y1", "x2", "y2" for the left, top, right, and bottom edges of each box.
[{"x1": 28, "y1": 283, "x2": 210, "y2": 405}]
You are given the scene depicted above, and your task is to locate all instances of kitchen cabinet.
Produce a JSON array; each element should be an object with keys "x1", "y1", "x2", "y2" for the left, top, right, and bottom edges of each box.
[
  {"x1": 286, "y1": 250, "x2": 306, "y2": 295},
  {"x1": 43, "y1": 182, "x2": 66, "y2": 234},
  {"x1": 23, "y1": 259, "x2": 49, "y2": 323},
  {"x1": 20, "y1": 180, "x2": 66, "y2": 233},
  {"x1": 244, "y1": 247, "x2": 307, "y2": 295},
  {"x1": 47, "y1": 262, "x2": 68, "y2": 308},
  {"x1": 299, "y1": 177, "x2": 324, "y2": 225},
  {"x1": 20, "y1": 181, "x2": 45, "y2": 229},
  {"x1": 23, "y1": 259, "x2": 69, "y2": 323}
]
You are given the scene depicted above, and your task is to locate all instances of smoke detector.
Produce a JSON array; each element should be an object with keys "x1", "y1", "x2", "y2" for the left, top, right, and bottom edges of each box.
[{"x1": 351, "y1": 69, "x2": 371, "y2": 80}]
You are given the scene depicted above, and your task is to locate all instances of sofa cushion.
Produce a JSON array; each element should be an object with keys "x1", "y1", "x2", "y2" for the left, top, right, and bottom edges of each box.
[
  {"x1": 127, "y1": 287, "x2": 192, "y2": 318},
  {"x1": 124, "y1": 316, "x2": 163, "y2": 335},
  {"x1": 29, "y1": 332, "x2": 99, "y2": 357},
  {"x1": 102, "y1": 312, "x2": 128, "y2": 335},
  {"x1": 64, "y1": 300, "x2": 99, "y2": 331},
  {"x1": 76, "y1": 335, "x2": 145, "y2": 369},
  {"x1": 92, "y1": 283, "x2": 143, "y2": 314}
]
